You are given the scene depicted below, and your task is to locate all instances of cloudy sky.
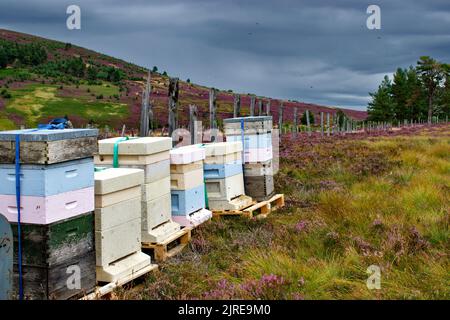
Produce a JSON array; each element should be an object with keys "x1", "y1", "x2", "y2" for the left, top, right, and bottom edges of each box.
[{"x1": 1, "y1": 0, "x2": 449, "y2": 110}]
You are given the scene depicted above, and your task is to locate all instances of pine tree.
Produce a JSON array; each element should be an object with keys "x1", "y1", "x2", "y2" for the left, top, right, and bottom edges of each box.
[
  {"x1": 416, "y1": 56, "x2": 449, "y2": 123},
  {"x1": 368, "y1": 76, "x2": 395, "y2": 121}
]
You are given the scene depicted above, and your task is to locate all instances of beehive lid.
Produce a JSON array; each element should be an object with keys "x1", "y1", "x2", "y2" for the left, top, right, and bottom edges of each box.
[
  {"x1": 98, "y1": 137, "x2": 172, "y2": 155},
  {"x1": 204, "y1": 141, "x2": 243, "y2": 156},
  {"x1": 170, "y1": 144, "x2": 206, "y2": 164},
  {"x1": 0, "y1": 129, "x2": 98, "y2": 141},
  {"x1": 94, "y1": 168, "x2": 144, "y2": 195}
]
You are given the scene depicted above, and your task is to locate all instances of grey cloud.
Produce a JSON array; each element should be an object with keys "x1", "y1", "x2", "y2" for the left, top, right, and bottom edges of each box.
[{"x1": 0, "y1": 0, "x2": 449, "y2": 110}]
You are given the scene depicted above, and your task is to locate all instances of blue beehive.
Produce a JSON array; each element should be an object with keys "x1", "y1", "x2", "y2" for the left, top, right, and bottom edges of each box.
[
  {"x1": 203, "y1": 162, "x2": 243, "y2": 179},
  {"x1": 226, "y1": 132, "x2": 272, "y2": 150},
  {"x1": 171, "y1": 184, "x2": 205, "y2": 216},
  {"x1": 0, "y1": 158, "x2": 94, "y2": 197}
]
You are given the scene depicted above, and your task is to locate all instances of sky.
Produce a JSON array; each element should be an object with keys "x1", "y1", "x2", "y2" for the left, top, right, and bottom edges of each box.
[{"x1": 1, "y1": 0, "x2": 450, "y2": 111}]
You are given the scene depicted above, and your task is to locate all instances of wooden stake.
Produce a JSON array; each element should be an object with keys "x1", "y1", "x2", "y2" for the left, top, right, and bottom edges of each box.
[
  {"x1": 233, "y1": 94, "x2": 241, "y2": 118},
  {"x1": 306, "y1": 109, "x2": 311, "y2": 136},
  {"x1": 293, "y1": 107, "x2": 298, "y2": 137},
  {"x1": 189, "y1": 105, "x2": 199, "y2": 144},
  {"x1": 326, "y1": 113, "x2": 330, "y2": 136},
  {"x1": 168, "y1": 77, "x2": 179, "y2": 137},
  {"x1": 209, "y1": 88, "x2": 217, "y2": 130},
  {"x1": 320, "y1": 112, "x2": 324, "y2": 136},
  {"x1": 250, "y1": 95, "x2": 255, "y2": 117},
  {"x1": 278, "y1": 102, "x2": 284, "y2": 131}
]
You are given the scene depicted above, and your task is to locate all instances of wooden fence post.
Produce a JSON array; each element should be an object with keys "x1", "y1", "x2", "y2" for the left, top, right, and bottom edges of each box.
[
  {"x1": 266, "y1": 100, "x2": 271, "y2": 116},
  {"x1": 293, "y1": 107, "x2": 298, "y2": 137},
  {"x1": 326, "y1": 113, "x2": 330, "y2": 136},
  {"x1": 306, "y1": 110, "x2": 311, "y2": 136},
  {"x1": 278, "y1": 102, "x2": 284, "y2": 131},
  {"x1": 189, "y1": 104, "x2": 199, "y2": 144},
  {"x1": 139, "y1": 71, "x2": 152, "y2": 137},
  {"x1": 168, "y1": 77, "x2": 179, "y2": 137},
  {"x1": 209, "y1": 88, "x2": 217, "y2": 130},
  {"x1": 233, "y1": 94, "x2": 241, "y2": 118},
  {"x1": 250, "y1": 95, "x2": 255, "y2": 117},
  {"x1": 320, "y1": 112, "x2": 324, "y2": 136}
]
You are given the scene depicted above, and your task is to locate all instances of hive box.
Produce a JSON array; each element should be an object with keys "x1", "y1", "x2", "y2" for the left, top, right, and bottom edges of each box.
[
  {"x1": 204, "y1": 141, "x2": 242, "y2": 157},
  {"x1": 141, "y1": 192, "x2": 180, "y2": 243},
  {"x1": 98, "y1": 137, "x2": 172, "y2": 155},
  {"x1": 170, "y1": 144, "x2": 205, "y2": 164},
  {"x1": 0, "y1": 158, "x2": 94, "y2": 197},
  {"x1": 13, "y1": 251, "x2": 95, "y2": 300},
  {"x1": 142, "y1": 177, "x2": 170, "y2": 201},
  {"x1": 204, "y1": 163, "x2": 243, "y2": 179},
  {"x1": 95, "y1": 158, "x2": 170, "y2": 184},
  {"x1": 172, "y1": 208, "x2": 212, "y2": 228},
  {"x1": 244, "y1": 175, "x2": 275, "y2": 201},
  {"x1": 205, "y1": 173, "x2": 245, "y2": 201},
  {"x1": 0, "y1": 187, "x2": 94, "y2": 225},
  {"x1": 0, "y1": 129, "x2": 98, "y2": 164},
  {"x1": 170, "y1": 161, "x2": 203, "y2": 173},
  {"x1": 171, "y1": 168, "x2": 204, "y2": 190},
  {"x1": 223, "y1": 116, "x2": 273, "y2": 136},
  {"x1": 95, "y1": 151, "x2": 169, "y2": 166},
  {"x1": 171, "y1": 184, "x2": 205, "y2": 216},
  {"x1": 141, "y1": 193, "x2": 171, "y2": 230},
  {"x1": 203, "y1": 152, "x2": 242, "y2": 165},
  {"x1": 94, "y1": 185, "x2": 141, "y2": 208},
  {"x1": 11, "y1": 212, "x2": 94, "y2": 268},
  {"x1": 243, "y1": 159, "x2": 274, "y2": 176},
  {"x1": 94, "y1": 168, "x2": 144, "y2": 195},
  {"x1": 243, "y1": 147, "x2": 273, "y2": 163},
  {"x1": 227, "y1": 133, "x2": 272, "y2": 151},
  {"x1": 94, "y1": 168, "x2": 151, "y2": 282}
]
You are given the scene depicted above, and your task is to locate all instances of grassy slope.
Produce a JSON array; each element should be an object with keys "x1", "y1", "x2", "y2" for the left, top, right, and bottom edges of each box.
[
  {"x1": 115, "y1": 125, "x2": 449, "y2": 300},
  {"x1": 0, "y1": 29, "x2": 367, "y2": 131}
]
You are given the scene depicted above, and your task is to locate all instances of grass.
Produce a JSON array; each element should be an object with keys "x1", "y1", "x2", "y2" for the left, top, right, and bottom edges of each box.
[
  {"x1": 116, "y1": 130, "x2": 449, "y2": 300},
  {"x1": 1, "y1": 83, "x2": 128, "y2": 128}
]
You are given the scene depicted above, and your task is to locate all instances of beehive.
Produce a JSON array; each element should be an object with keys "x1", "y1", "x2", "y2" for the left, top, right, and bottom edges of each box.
[
  {"x1": 95, "y1": 137, "x2": 180, "y2": 244},
  {"x1": 94, "y1": 168, "x2": 151, "y2": 283},
  {"x1": 224, "y1": 117, "x2": 275, "y2": 201},
  {"x1": 169, "y1": 145, "x2": 211, "y2": 228},
  {"x1": 0, "y1": 128, "x2": 98, "y2": 300}
]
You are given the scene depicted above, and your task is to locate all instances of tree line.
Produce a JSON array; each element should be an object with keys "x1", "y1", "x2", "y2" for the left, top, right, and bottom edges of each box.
[
  {"x1": 0, "y1": 39, "x2": 126, "y2": 84},
  {"x1": 0, "y1": 40, "x2": 47, "y2": 68},
  {"x1": 368, "y1": 56, "x2": 450, "y2": 123}
]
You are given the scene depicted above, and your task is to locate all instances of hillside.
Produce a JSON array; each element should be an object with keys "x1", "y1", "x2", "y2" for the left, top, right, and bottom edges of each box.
[{"x1": 0, "y1": 29, "x2": 367, "y2": 131}]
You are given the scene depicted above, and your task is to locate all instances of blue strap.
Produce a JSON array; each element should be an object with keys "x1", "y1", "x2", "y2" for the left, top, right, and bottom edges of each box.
[
  {"x1": 240, "y1": 119, "x2": 245, "y2": 164},
  {"x1": 13, "y1": 125, "x2": 63, "y2": 300},
  {"x1": 15, "y1": 134, "x2": 23, "y2": 300},
  {"x1": 113, "y1": 137, "x2": 140, "y2": 168}
]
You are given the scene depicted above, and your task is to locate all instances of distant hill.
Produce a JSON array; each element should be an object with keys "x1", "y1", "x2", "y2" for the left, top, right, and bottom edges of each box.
[{"x1": 0, "y1": 29, "x2": 367, "y2": 131}]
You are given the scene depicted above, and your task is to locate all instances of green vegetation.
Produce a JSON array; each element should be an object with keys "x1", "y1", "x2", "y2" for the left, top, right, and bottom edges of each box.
[
  {"x1": 115, "y1": 130, "x2": 449, "y2": 300},
  {"x1": 0, "y1": 39, "x2": 47, "y2": 68},
  {"x1": 1, "y1": 83, "x2": 128, "y2": 128},
  {"x1": 301, "y1": 110, "x2": 315, "y2": 125},
  {"x1": 368, "y1": 56, "x2": 450, "y2": 123}
]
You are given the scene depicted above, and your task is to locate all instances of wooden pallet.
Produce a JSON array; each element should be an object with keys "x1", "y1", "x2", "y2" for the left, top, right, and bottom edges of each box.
[
  {"x1": 212, "y1": 194, "x2": 285, "y2": 219},
  {"x1": 79, "y1": 263, "x2": 158, "y2": 300},
  {"x1": 141, "y1": 228, "x2": 192, "y2": 262}
]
